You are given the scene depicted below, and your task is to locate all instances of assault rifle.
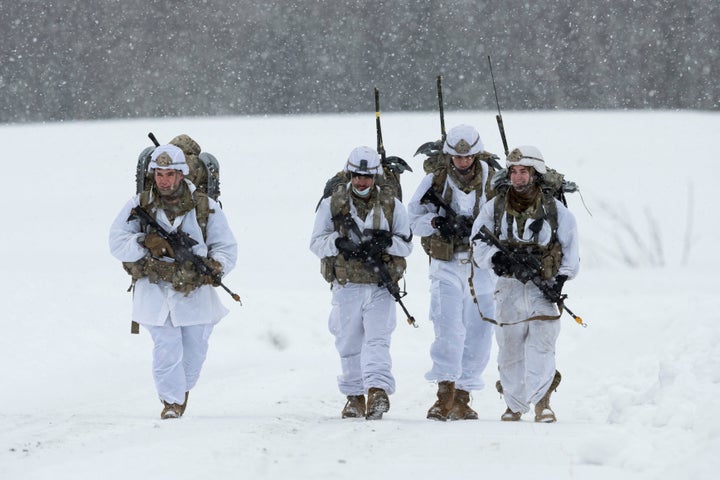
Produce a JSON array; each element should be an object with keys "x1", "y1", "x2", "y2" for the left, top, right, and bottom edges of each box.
[
  {"x1": 419, "y1": 186, "x2": 473, "y2": 238},
  {"x1": 334, "y1": 212, "x2": 417, "y2": 328},
  {"x1": 128, "y1": 205, "x2": 242, "y2": 304},
  {"x1": 474, "y1": 225, "x2": 586, "y2": 327}
]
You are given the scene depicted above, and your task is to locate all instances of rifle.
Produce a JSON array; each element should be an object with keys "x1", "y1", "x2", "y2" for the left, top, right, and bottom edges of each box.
[
  {"x1": 128, "y1": 205, "x2": 242, "y2": 304},
  {"x1": 419, "y1": 186, "x2": 473, "y2": 238},
  {"x1": 334, "y1": 212, "x2": 417, "y2": 328},
  {"x1": 487, "y1": 56, "x2": 509, "y2": 157},
  {"x1": 474, "y1": 225, "x2": 586, "y2": 327}
]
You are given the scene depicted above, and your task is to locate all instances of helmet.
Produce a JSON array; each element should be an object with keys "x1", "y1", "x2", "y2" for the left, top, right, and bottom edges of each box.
[
  {"x1": 506, "y1": 145, "x2": 547, "y2": 174},
  {"x1": 344, "y1": 146, "x2": 381, "y2": 175},
  {"x1": 148, "y1": 144, "x2": 189, "y2": 175},
  {"x1": 443, "y1": 124, "x2": 484, "y2": 156}
]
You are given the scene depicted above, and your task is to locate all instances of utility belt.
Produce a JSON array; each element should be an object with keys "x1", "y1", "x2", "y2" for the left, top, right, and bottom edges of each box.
[
  {"x1": 420, "y1": 234, "x2": 470, "y2": 261},
  {"x1": 123, "y1": 258, "x2": 213, "y2": 295},
  {"x1": 320, "y1": 254, "x2": 406, "y2": 285}
]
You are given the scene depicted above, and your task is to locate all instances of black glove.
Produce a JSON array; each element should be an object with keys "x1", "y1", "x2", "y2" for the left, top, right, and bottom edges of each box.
[
  {"x1": 432, "y1": 216, "x2": 456, "y2": 239},
  {"x1": 491, "y1": 251, "x2": 512, "y2": 276},
  {"x1": 542, "y1": 274, "x2": 568, "y2": 302},
  {"x1": 363, "y1": 230, "x2": 393, "y2": 258},
  {"x1": 336, "y1": 213, "x2": 357, "y2": 232},
  {"x1": 455, "y1": 215, "x2": 473, "y2": 238},
  {"x1": 335, "y1": 237, "x2": 362, "y2": 260}
]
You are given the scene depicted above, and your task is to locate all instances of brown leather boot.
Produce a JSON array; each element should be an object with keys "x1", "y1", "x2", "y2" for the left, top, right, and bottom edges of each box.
[
  {"x1": 501, "y1": 407, "x2": 522, "y2": 421},
  {"x1": 426, "y1": 381, "x2": 455, "y2": 421},
  {"x1": 447, "y1": 388, "x2": 478, "y2": 420},
  {"x1": 341, "y1": 395, "x2": 366, "y2": 418},
  {"x1": 534, "y1": 370, "x2": 562, "y2": 423},
  {"x1": 179, "y1": 391, "x2": 189, "y2": 416},
  {"x1": 366, "y1": 388, "x2": 389, "y2": 420},
  {"x1": 160, "y1": 401, "x2": 183, "y2": 419}
]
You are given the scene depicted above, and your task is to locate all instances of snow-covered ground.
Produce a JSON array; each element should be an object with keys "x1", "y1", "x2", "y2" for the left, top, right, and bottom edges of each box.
[{"x1": 1, "y1": 110, "x2": 717, "y2": 479}]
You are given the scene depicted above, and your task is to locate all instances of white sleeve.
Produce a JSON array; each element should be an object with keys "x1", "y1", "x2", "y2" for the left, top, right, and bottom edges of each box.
[
  {"x1": 407, "y1": 174, "x2": 441, "y2": 237},
  {"x1": 386, "y1": 198, "x2": 413, "y2": 258},
  {"x1": 205, "y1": 198, "x2": 238, "y2": 277},
  {"x1": 556, "y1": 201, "x2": 580, "y2": 279},
  {"x1": 108, "y1": 196, "x2": 147, "y2": 263},
  {"x1": 309, "y1": 197, "x2": 341, "y2": 259},
  {"x1": 471, "y1": 201, "x2": 500, "y2": 269}
]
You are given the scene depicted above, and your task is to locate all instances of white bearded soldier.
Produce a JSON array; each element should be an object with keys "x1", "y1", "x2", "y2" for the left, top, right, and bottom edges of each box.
[{"x1": 471, "y1": 145, "x2": 579, "y2": 422}]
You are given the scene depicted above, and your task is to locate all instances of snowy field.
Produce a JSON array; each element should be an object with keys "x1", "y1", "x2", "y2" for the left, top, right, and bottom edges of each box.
[{"x1": 0, "y1": 110, "x2": 717, "y2": 479}]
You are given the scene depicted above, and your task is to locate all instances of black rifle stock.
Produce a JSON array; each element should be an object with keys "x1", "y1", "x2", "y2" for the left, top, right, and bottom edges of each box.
[
  {"x1": 334, "y1": 212, "x2": 417, "y2": 328},
  {"x1": 474, "y1": 225, "x2": 586, "y2": 327},
  {"x1": 128, "y1": 206, "x2": 242, "y2": 304}
]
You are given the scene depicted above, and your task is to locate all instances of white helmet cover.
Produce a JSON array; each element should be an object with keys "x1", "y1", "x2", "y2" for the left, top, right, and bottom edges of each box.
[
  {"x1": 345, "y1": 146, "x2": 381, "y2": 175},
  {"x1": 506, "y1": 145, "x2": 547, "y2": 174},
  {"x1": 148, "y1": 144, "x2": 190, "y2": 175},
  {"x1": 443, "y1": 124, "x2": 484, "y2": 156}
]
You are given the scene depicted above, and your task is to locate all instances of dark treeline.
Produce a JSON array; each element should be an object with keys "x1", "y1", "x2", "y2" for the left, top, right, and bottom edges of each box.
[{"x1": 1, "y1": 0, "x2": 717, "y2": 123}]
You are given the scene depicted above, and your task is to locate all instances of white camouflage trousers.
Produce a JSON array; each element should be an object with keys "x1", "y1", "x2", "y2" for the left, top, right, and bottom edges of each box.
[
  {"x1": 495, "y1": 319, "x2": 561, "y2": 414},
  {"x1": 425, "y1": 258, "x2": 495, "y2": 392},
  {"x1": 145, "y1": 317, "x2": 214, "y2": 405},
  {"x1": 328, "y1": 282, "x2": 397, "y2": 396}
]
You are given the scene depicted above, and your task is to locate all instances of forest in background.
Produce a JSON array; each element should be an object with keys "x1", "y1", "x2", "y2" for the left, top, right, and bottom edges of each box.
[{"x1": 1, "y1": 0, "x2": 717, "y2": 123}]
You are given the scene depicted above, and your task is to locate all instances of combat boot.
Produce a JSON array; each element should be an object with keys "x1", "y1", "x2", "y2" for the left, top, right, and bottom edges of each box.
[
  {"x1": 160, "y1": 401, "x2": 183, "y2": 419},
  {"x1": 501, "y1": 408, "x2": 522, "y2": 421},
  {"x1": 534, "y1": 370, "x2": 562, "y2": 423},
  {"x1": 426, "y1": 381, "x2": 455, "y2": 421},
  {"x1": 366, "y1": 387, "x2": 389, "y2": 420},
  {"x1": 341, "y1": 395, "x2": 366, "y2": 419},
  {"x1": 447, "y1": 388, "x2": 478, "y2": 420},
  {"x1": 179, "y1": 391, "x2": 189, "y2": 416}
]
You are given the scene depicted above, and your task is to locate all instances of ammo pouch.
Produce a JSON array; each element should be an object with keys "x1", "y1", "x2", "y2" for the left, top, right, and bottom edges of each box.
[
  {"x1": 123, "y1": 258, "x2": 209, "y2": 295},
  {"x1": 539, "y1": 242, "x2": 563, "y2": 280},
  {"x1": 420, "y1": 235, "x2": 470, "y2": 261},
  {"x1": 322, "y1": 254, "x2": 406, "y2": 285}
]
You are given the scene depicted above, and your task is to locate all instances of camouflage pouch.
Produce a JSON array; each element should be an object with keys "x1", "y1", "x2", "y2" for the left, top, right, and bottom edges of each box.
[
  {"x1": 540, "y1": 243, "x2": 563, "y2": 280},
  {"x1": 122, "y1": 260, "x2": 146, "y2": 281},
  {"x1": 320, "y1": 257, "x2": 336, "y2": 283},
  {"x1": 172, "y1": 261, "x2": 203, "y2": 295},
  {"x1": 421, "y1": 235, "x2": 454, "y2": 261}
]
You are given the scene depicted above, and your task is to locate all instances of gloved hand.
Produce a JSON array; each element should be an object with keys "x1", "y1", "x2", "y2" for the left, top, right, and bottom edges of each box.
[
  {"x1": 432, "y1": 216, "x2": 456, "y2": 239},
  {"x1": 143, "y1": 232, "x2": 175, "y2": 258},
  {"x1": 202, "y1": 257, "x2": 224, "y2": 286},
  {"x1": 455, "y1": 215, "x2": 474, "y2": 238},
  {"x1": 362, "y1": 230, "x2": 393, "y2": 258},
  {"x1": 542, "y1": 274, "x2": 568, "y2": 302},
  {"x1": 491, "y1": 251, "x2": 512, "y2": 276},
  {"x1": 334, "y1": 213, "x2": 357, "y2": 233},
  {"x1": 335, "y1": 236, "x2": 362, "y2": 260}
]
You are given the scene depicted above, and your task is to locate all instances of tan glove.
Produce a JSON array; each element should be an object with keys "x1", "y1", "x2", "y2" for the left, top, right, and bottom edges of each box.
[
  {"x1": 143, "y1": 233, "x2": 175, "y2": 258},
  {"x1": 202, "y1": 257, "x2": 224, "y2": 286}
]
